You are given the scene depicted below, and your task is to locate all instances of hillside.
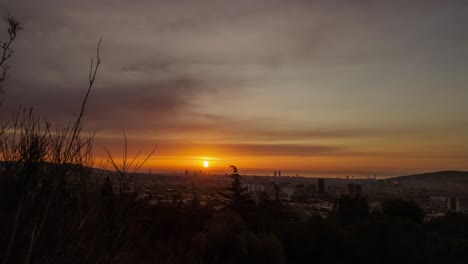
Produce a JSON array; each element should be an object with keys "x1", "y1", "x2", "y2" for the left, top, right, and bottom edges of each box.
[{"x1": 393, "y1": 171, "x2": 468, "y2": 192}]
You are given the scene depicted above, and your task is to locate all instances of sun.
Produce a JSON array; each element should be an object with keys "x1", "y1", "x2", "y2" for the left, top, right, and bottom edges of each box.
[{"x1": 203, "y1": 160, "x2": 209, "y2": 168}]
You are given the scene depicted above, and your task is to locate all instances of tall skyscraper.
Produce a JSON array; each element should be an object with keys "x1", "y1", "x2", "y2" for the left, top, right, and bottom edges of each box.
[
  {"x1": 355, "y1": 184, "x2": 362, "y2": 196},
  {"x1": 347, "y1": 183, "x2": 355, "y2": 196},
  {"x1": 347, "y1": 183, "x2": 362, "y2": 197},
  {"x1": 318, "y1": 178, "x2": 325, "y2": 193}
]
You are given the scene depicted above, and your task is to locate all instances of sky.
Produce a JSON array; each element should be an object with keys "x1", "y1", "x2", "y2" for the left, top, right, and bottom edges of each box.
[{"x1": 0, "y1": 0, "x2": 468, "y2": 177}]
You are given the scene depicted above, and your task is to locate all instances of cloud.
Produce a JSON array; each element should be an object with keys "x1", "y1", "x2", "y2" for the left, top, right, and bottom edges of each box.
[
  {"x1": 1, "y1": 0, "x2": 468, "y2": 175},
  {"x1": 96, "y1": 139, "x2": 346, "y2": 158},
  {"x1": 0, "y1": 76, "x2": 218, "y2": 126}
]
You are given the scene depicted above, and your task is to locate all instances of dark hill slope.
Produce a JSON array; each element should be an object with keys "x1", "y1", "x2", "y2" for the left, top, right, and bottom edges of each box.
[{"x1": 392, "y1": 171, "x2": 468, "y2": 191}]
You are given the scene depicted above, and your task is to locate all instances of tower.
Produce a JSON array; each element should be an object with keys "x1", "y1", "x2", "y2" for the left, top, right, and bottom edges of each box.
[
  {"x1": 318, "y1": 178, "x2": 325, "y2": 193},
  {"x1": 347, "y1": 183, "x2": 355, "y2": 196}
]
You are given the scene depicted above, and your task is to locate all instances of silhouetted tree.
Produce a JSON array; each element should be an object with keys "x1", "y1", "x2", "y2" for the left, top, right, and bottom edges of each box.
[
  {"x1": 271, "y1": 182, "x2": 284, "y2": 209},
  {"x1": 336, "y1": 196, "x2": 370, "y2": 225},
  {"x1": 219, "y1": 165, "x2": 252, "y2": 210},
  {"x1": 200, "y1": 211, "x2": 285, "y2": 264},
  {"x1": 0, "y1": 16, "x2": 22, "y2": 93},
  {"x1": 382, "y1": 199, "x2": 424, "y2": 224},
  {"x1": 257, "y1": 191, "x2": 270, "y2": 207},
  {"x1": 190, "y1": 183, "x2": 200, "y2": 207},
  {"x1": 101, "y1": 176, "x2": 117, "y2": 234},
  {"x1": 257, "y1": 183, "x2": 284, "y2": 211}
]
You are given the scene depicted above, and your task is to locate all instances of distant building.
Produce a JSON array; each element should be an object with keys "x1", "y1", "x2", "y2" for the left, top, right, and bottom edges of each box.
[
  {"x1": 430, "y1": 196, "x2": 447, "y2": 212},
  {"x1": 390, "y1": 178, "x2": 401, "y2": 186},
  {"x1": 278, "y1": 171, "x2": 281, "y2": 177},
  {"x1": 346, "y1": 183, "x2": 362, "y2": 197},
  {"x1": 425, "y1": 213, "x2": 445, "y2": 222},
  {"x1": 274, "y1": 171, "x2": 277, "y2": 177},
  {"x1": 347, "y1": 183, "x2": 355, "y2": 196},
  {"x1": 378, "y1": 179, "x2": 385, "y2": 188},
  {"x1": 306, "y1": 184, "x2": 317, "y2": 194},
  {"x1": 281, "y1": 186, "x2": 294, "y2": 201},
  {"x1": 318, "y1": 178, "x2": 325, "y2": 193},
  {"x1": 369, "y1": 201, "x2": 382, "y2": 213},
  {"x1": 328, "y1": 186, "x2": 346, "y2": 197},
  {"x1": 243, "y1": 184, "x2": 266, "y2": 193},
  {"x1": 445, "y1": 196, "x2": 468, "y2": 212},
  {"x1": 447, "y1": 197, "x2": 458, "y2": 211},
  {"x1": 355, "y1": 184, "x2": 362, "y2": 196},
  {"x1": 446, "y1": 196, "x2": 468, "y2": 212}
]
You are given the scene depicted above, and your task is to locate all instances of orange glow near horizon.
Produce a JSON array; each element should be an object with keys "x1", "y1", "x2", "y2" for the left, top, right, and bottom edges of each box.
[{"x1": 92, "y1": 134, "x2": 468, "y2": 178}]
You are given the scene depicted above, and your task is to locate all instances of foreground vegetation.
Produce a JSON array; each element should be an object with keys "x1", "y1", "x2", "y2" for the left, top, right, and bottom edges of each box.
[{"x1": 2, "y1": 162, "x2": 468, "y2": 264}]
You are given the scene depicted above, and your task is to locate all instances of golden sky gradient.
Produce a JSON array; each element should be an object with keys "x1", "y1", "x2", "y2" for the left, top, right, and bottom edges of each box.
[{"x1": 1, "y1": 0, "x2": 468, "y2": 177}]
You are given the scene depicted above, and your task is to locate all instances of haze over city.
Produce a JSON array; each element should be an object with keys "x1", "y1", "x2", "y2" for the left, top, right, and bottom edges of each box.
[{"x1": 1, "y1": 0, "x2": 468, "y2": 177}]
